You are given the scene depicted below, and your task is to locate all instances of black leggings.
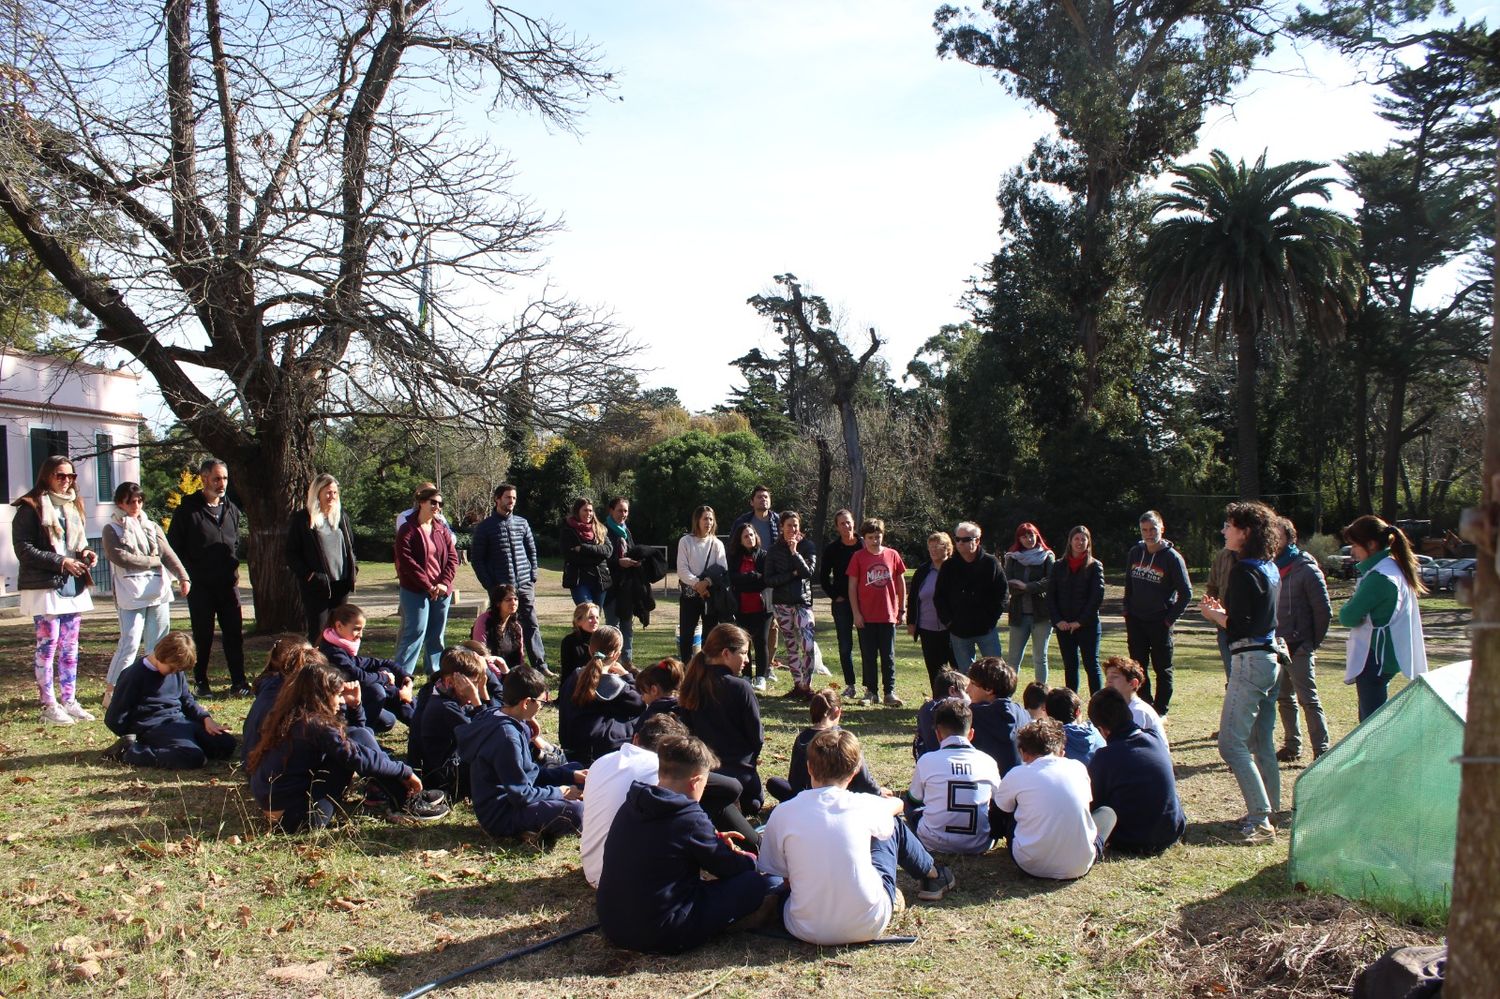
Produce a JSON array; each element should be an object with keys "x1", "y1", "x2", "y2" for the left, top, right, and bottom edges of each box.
[{"x1": 701, "y1": 772, "x2": 760, "y2": 851}]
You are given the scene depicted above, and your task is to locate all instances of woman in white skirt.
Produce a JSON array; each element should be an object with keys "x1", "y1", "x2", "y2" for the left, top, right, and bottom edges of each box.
[
  {"x1": 102, "y1": 481, "x2": 190, "y2": 708},
  {"x1": 11, "y1": 456, "x2": 99, "y2": 725}
]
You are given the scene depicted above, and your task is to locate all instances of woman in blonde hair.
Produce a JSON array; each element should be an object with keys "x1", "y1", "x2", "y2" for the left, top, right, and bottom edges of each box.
[
  {"x1": 285, "y1": 473, "x2": 358, "y2": 643},
  {"x1": 12, "y1": 455, "x2": 99, "y2": 725},
  {"x1": 1338, "y1": 515, "x2": 1429, "y2": 720}
]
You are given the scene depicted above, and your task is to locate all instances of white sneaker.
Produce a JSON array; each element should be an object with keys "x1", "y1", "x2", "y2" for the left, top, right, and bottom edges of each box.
[
  {"x1": 842, "y1": 685, "x2": 858, "y2": 700},
  {"x1": 41, "y1": 703, "x2": 75, "y2": 725},
  {"x1": 62, "y1": 700, "x2": 96, "y2": 721},
  {"x1": 752, "y1": 676, "x2": 767, "y2": 693},
  {"x1": 813, "y1": 662, "x2": 832, "y2": 676},
  {"x1": 860, "y1": 689, "x2": 878, "y2": 706}
]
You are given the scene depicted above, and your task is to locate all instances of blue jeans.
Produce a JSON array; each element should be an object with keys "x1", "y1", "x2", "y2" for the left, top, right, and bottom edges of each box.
[
  {"x1": 1055, "y1": 618, "x2": 1102, "y2": 694},
  {"x1": 109, "y1": 601, "x2": 172, "y2": 685},
  {"x1": 871, "y1": 818, "x2": 935, "y2": 905},
  {"x1": 1217, "y1": 650, "x2": 1281, "y2": 823},
  {"x1": 604, "y1": 597, "x2": 634, "y2": 663},
  {"x1": 395, "y1": 588, "x2": 451, "y2": 676},
  {"x1": 1355, "y1": 649, "x2": 1392, "y2": 721},
  {"x1": 830, "y1": 599, "x2": 857, "y2": 687},
  {"x1": 1007, "y1": 615, "x2": 1052, "y2": 684},
  {"x1": 570, "y1": 581, "x2": 605, "y2": 608},
  {"x1": 949, "y1": 628, "x2": 1002, "y2": 668}
]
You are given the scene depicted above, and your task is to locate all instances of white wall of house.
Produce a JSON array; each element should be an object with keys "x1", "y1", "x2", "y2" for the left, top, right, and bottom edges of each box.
[{"x1": 0, "y1": 350, "x2": 143, "y2": 596}]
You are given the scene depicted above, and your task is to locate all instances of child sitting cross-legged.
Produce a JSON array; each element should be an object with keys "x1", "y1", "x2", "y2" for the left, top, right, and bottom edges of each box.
[
  {"x1": 966, "y1": 657, "x2": 1027, "y2": 776},
  {"x1": 415, "y1": 646, "x2": 494, "y2": 801},
  {"x1": 1103, "y1": 656, "x2": 1169, "y2": 750},
  {"x1": 319, "y1": 603, "x2": 415, "y2": 733},
  {"x1": 907, "y1": 697, "x2": 1002, "y2": 855},
  {"x1": 102, "y1": 632, "x2": 237, "y2": 768},
  {"x1": 1045, "y1": 686, "x2": 1106, "y2": 766},
  {"x1": 993, "y1": 718, "x2": 1116, "y2": 880},
  {"x1": 458, "y1": 666, "x2": 587, "y2": 845},
  {"x1": 1086, "y1": 688, "x2": 1185, "y2": 854},
  {"x1": 249, "y1": 662, "x2": 449, "y2": 831},
  {"x1": 241, "y1": 636, "x2": 318, "y2": 765},
  {"x1": 581, "y1": 713, "x2": 690, "y2": 888},
  {"x1": 596, "y1": 734, "x2": 776, "y2": 952},
  {"x1": 913, "y1": 670, "x2": 970, "y2": 760},
  {"x1": 558, "y1": 625, "x2": 644, "y2": 766},
  {"x1": 758, "y1": 729, "x2": 956, "y2": 946},
  {"x1": 767, "y1": 688, "x2": 886, "y2": 803}
]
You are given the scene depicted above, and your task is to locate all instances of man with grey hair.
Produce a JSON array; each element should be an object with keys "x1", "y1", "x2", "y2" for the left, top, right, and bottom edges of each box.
[
  {"x1": 934, "y1": 520, "x2": 1007, "y2": 667},
  {"x1": 1273, "y1": 518, "x2": 1333, "y2": 761},
  {"x1": 166, "y1": 458, "x2": 247, "y2": 696}
]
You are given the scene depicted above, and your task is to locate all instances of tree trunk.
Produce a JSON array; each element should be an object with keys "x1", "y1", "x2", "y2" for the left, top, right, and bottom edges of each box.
[
  {"x1": 1446, "y1": 128, "x2": 1500, "y2": 999},
  {"x1": 1076, "y1": 167, "x2": 1112, "y2": 413},
  {"x1": 839, "y1": 398, "x2": 867, "y2": 521},
  {"x1": 1381, "y1": 368, "x2": 1409, "y2": 519},
  {"x1": 1355, "y1": 364, "x2": 1373, "y2": 512},
  {"x1": 812, "y1": 436, "x2": 834, "y2": 545},
  {"x1": 1235, "y1": 316, "x2": 1260, "y2": 499},
  {"x1": 227, "y1": 415, "x2": 315, "y2": 634}
]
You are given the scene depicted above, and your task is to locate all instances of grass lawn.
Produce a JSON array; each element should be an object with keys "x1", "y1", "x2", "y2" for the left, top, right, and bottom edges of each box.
[{"x1": 0, "y1": 575, "x2": 1457, "y2": 998}]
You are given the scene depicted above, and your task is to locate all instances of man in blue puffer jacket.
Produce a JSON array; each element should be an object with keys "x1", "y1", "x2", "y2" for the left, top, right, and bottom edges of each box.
[{"x1": 469, "y1": 483, "x2": 548, "y2": 673}]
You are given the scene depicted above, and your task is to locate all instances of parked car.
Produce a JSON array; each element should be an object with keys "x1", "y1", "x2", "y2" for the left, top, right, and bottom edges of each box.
[
  {"x1": 1424, "y1": 557, "x2": 1476, "y2": 592},
  {"x1": 1326, "y1": 545, "x2": 1357, "y2": 580}
]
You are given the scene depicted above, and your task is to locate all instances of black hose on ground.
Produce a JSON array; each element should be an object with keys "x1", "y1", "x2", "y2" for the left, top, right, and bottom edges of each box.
[{"x1": 397, "y1": 922, "x2": 601, "y2": 999}]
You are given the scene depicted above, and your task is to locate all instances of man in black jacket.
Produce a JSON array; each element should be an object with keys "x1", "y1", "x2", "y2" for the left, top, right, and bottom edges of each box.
[
  {"x1": 934, "y1": 521, "x2": 1007, "y2": 668},
  {"x1": 469, "y1": 484, "x2": 547, "y2": 673},
  {"x1": 166, "y1": 459, "x2": 247, "y2": 697}
]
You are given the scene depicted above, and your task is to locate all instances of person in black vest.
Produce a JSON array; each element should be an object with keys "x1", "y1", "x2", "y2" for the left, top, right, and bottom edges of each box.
[
  {"x1": 285, "y1": 473, "x2": 357, "y2": 644},
  {"x1": 167, "y1": 458, "x2": 247, "y2": 697}
]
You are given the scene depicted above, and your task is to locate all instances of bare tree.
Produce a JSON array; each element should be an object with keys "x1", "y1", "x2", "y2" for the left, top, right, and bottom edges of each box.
[
  {"x1": 749, "y1": 274, "x2": 881, "y2": 529},
  {"x1": 0, "y1": 0, "x2": 635, "y2": 629}
]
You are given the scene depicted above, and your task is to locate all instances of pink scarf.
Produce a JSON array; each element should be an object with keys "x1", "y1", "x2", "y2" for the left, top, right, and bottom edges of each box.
[
  {"x1": 321, "y1": 627, "x2": 360, "y2": 657},
  {"x1": 567, "y1": 516, "x2": 596, "y2": 542}
]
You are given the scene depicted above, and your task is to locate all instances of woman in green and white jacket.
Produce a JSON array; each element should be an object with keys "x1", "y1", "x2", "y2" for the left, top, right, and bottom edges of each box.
[{"x1": 1337, "y1": 515, "x2": 1428, "y2": 721}]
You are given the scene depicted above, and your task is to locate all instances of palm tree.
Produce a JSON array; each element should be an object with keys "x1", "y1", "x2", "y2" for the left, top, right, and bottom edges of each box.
[{"x1": 1142, "y1": 150, "x2": 1363, "y2": 499}]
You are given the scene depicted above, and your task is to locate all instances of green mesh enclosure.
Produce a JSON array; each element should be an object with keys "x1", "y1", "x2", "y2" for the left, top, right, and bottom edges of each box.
[{"x1": 1289, "y1": 661, "x2": 1469, "y2": 916}]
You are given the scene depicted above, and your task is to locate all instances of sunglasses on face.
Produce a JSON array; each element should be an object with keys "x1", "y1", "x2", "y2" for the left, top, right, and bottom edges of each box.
[
  {"x1": 956, "y1": 536, "x2": 980, "y2": 544},
  {"x1": 53, "y1": 472, "x2": 78, "y2": 482},
  {"x1": 428, "y1": 499, "x2": 444, "y2": 507}
]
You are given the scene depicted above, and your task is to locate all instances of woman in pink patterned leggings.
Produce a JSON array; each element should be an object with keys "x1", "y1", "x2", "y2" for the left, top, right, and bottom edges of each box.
[
  {"x1": 764, "y1": 511, "x2": 822, "y2": 700},
  {"x1": 12, "y1": 456, "x2": 98, "y2": 725}
]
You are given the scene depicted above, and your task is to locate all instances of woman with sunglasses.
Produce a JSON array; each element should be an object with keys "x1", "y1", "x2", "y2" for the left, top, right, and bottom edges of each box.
[
  {"x1": 394, "y1": 485, "x2": 458, "y2": 676},
  {"x1": 12, "y1": 455, "x2": 100, "y2": 725},
  {"x1": 102, "y1": 481, "x2": 190, "y2": 709}
]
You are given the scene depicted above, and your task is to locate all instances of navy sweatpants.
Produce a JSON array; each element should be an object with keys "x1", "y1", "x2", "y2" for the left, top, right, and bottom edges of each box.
[{"x1": 124, "y1": 720, "x2": 237, "y2": 770}]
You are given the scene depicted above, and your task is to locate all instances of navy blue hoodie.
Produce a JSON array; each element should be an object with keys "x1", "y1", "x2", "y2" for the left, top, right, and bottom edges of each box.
[
  {"x1": 1087, "y1": 720, "x2": 1185, "y2": 854},
  {"x1": 458, "y1": 706, "x2": 577, "y2": 837},
  {"x1": 418, "y1": 687, "x2": 478, "y2": 799},
  {"x1": 319, "y1": 638, "x2": 414, "y2": 726},
  {"x1": 971, "y1": 698, "x2": 1026, "y2": 776},
  {"x1": 596, "y1": 781, "x2": 763, "y2": 953},
  {"x1": 557, "y1": 671, "x2": 644, "y2": 765},
  {"x1": 106, "y1": 657, "x2": 212, "y2": 736},
  {"x1": 250, "y1": 707, "x2": 410, "y2": 813},
  {"x1": 240, "y1": 674, "x2": 283, "y2": 764},
  {"x1": 1122, "y1": 540, "x2": 1192, "y2": 624}
]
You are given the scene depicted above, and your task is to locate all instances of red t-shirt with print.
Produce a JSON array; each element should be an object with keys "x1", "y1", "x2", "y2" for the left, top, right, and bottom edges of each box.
[{"x1": 846, "y1": 547, "x2": 907, "y2": 624}]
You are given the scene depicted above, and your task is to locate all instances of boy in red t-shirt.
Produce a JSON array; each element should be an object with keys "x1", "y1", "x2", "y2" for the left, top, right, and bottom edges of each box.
[{"x1": 846, "y1": 518, "x2": 907, "y2": 708}]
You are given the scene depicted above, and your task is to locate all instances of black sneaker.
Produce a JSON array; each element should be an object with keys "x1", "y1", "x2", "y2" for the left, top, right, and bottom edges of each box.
[
  {"x1": 100, "y1": 735, "x2": 135, "y2": 764},
  {"x1": 917, "y1": 864, "x2": 956, "y2": 901},
  {"x1": 195, "y1": 682, "x2": 213, "y2": 699},
  {"x1": 230, "y1": 685, "x2": 253, "y2": 698},
  {"x1": 395, "y1": 789, "x2": 450, "y2": 823}
]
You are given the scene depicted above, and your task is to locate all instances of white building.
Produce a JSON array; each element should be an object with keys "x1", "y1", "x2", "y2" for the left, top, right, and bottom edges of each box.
[{"x1": 0, "y1": 349, "x2": 142, "y2": 596}]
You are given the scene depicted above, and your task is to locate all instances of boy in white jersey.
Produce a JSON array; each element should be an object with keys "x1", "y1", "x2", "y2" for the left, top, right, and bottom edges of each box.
[
  {"x1": 758, "y1": 730, "x2": 956, "y2": 945},
  {"x1": 908, "y1": 698, "x2": 1002, "y2": 855},
  {"x1": 994, "y1": 719, "x2": 1117, "y2": 880},
  {"x1": 1104, "y1": 656, "x2": 1169, "y2": 751},
  {"x1": 580, "y1": 713, "x2": 688, "y2": 888}
]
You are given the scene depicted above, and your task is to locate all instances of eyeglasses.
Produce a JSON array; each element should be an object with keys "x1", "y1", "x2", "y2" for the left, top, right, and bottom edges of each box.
[
  {"x1": 427, "y1": 499, "x2": 444, "y2": 507},
  {"x1": 53, "y1": 472, "x2": 78, "y2": 482},
  {"x1": 956, "y1": 536, "x2": 980, "y2": 544}
]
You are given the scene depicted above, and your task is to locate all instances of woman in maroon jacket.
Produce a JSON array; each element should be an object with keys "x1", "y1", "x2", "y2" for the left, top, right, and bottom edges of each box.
[{"x1": 394, "y1": 485, "x2": 459, "y2": 676}]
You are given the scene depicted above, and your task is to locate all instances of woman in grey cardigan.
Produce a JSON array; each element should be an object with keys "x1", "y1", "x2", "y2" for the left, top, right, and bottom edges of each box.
[{"x1": 102, "y1": 481, "x2": 190, "y2": 707}]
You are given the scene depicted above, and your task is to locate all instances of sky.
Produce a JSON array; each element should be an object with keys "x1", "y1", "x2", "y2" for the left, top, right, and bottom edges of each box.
[
  {"x1": 122, "y1": 0, "x2": 1493, "y2": 428},
  {"x1": 475, "y1": 0, "x2": 1494, "y2": 412}
]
